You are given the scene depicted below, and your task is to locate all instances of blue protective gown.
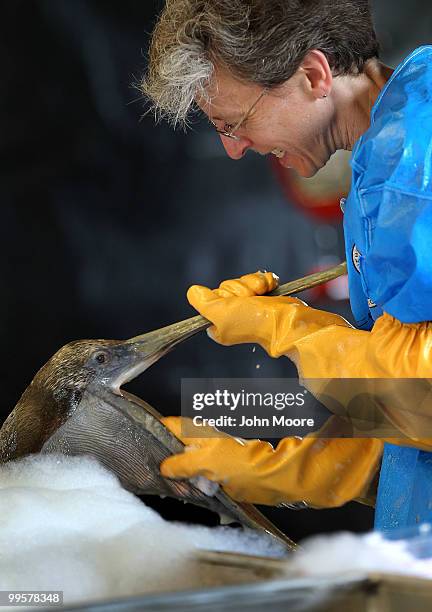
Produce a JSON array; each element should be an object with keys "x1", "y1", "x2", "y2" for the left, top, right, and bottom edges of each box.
[{"x1": 342, "y1": 46, "x2": 432, "y2": 531}]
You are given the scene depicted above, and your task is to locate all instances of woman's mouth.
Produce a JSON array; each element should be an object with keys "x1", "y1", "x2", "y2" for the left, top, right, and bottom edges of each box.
[
  {"x1": 271, "y1": 149, "x2": 292, "y2": 168},
  {"x1": 271, "y1": 148, "x2": 285, "y2": 158}
]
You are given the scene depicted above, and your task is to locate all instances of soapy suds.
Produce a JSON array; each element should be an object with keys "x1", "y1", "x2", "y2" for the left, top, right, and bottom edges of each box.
[
  {"x1": 4, "y1": 457, "x2": 431, "y2": 608},
  {"x1": 287, "y1": 530, "x2": 432, "y2": 580},
  {"x1": 0, "y1": 455, "x2": 284, "y2": 607}
]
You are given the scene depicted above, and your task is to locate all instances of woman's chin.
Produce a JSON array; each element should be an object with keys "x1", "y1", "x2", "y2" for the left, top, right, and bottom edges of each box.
[
  {"x1": 278, "y1": 154, "x2": 320, "y2": 178},
  {"x1": 298, "y1": 165, "x2": 320, "y2": 178}
]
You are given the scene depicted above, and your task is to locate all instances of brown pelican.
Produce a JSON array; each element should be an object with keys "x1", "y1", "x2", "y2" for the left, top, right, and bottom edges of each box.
[{"x1": 0, "y1": 317, "x2": 295, "y2": 551}]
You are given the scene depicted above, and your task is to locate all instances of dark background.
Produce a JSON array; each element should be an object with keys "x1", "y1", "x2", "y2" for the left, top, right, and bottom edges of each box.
[{"x1": 1, "y1": 0, "x2": 431, "y2": 541}]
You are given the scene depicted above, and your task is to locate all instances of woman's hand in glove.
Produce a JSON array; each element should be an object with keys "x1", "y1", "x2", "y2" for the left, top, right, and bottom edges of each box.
[{"x1": 160, "y1": 416, "x2": 382, "y2": 508}]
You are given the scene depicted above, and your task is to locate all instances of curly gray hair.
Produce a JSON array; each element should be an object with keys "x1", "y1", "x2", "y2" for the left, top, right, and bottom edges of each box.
[{"x1": 142, "y1": 0, "x2": 379, "y2": 127}]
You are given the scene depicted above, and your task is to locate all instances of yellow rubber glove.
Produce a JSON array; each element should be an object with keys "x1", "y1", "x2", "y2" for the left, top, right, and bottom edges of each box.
[
  {"x1": 188, "y1": 272, "x2": 432, "y2": 445},
  {"x1": 161, "y1": 416, "x2": 382, "y2": 507},
  {"x1": 159, "y1": 272, "x2": 432, "y2": 508},
  {"x1": 186, "y1": 272, "x2": 352, "y2": 367}
]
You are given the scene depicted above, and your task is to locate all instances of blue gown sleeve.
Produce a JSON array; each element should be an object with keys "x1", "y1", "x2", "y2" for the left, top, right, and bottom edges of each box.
[{"x1": 356, "y1": 47, "x2": 432, "y2": 324}]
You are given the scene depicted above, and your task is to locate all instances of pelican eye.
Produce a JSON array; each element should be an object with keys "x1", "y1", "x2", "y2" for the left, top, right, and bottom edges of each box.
[{"x1": 93, "y1": 351, "x2": 109, "y2": 364}]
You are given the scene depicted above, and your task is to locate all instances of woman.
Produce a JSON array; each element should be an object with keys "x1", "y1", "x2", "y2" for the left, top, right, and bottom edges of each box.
[{"x1": 142, "y1": 0, "x2": 432, "y2": 530}]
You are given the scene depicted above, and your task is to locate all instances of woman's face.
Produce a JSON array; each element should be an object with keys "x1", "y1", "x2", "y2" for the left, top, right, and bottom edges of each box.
[{"x1": 198, "y1": 63, "x2": 336, "y2": 178}]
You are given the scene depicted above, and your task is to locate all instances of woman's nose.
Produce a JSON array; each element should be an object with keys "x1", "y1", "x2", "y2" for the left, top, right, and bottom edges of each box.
[{"x1": 219, "y1": 135, "x2": 252, "y2": 160}]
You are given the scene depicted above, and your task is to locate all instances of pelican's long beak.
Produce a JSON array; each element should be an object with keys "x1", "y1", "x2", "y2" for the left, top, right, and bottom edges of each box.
[{"x1": 110, "y1": 315, "x2": 209, "y2": 390}]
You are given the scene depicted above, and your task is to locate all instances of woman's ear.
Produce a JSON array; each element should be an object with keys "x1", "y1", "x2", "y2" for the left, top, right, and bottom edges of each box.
[{"x1": 299, "y1": 49, "x2": 333, "y2": 98}]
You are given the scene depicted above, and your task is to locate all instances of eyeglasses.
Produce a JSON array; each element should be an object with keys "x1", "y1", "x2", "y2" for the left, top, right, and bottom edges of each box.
[{"x1": 210, "y1": 89, "x2": 268, "y2": 140}]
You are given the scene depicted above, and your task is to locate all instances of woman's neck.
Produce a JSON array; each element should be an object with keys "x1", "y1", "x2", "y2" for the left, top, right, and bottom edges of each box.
[{"x1": 331, "y1": 59, "x2": 394, "y2": 151}]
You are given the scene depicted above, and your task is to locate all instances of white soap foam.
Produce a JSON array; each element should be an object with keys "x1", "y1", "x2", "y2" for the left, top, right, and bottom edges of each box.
[
  {"x1": 287, "y1": 530, "x2": 432, "y2": 580},
  {"x1": 0, "y1": 454, "x2": 285, "y2": 607}
]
